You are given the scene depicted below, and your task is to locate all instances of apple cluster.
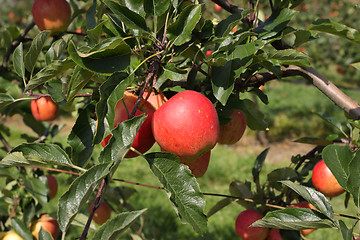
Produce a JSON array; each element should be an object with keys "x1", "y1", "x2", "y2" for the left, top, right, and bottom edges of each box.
[{"x1": 101, "y1": 90, "x2": 248, "y2": 178}]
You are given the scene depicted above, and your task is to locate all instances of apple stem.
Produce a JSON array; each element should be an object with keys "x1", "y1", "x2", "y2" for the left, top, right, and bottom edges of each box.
[
  {"x1": 0, "y1": 131, "x2": 12, "y2": 152},
  {"x1": 80, "y1": 179, "x2": 106, "y2": 240}
]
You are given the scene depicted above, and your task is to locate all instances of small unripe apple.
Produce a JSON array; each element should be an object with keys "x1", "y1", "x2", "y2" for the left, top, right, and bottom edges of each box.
[
  {"x1": 142, "y1": 90, "x2": 167, "y2": 110},
  {"x1": 312, "y1": 160, "x2": 345, "y2": 197},
  {"x1": 2, "y1": 231, "x2": 23, "y2": 240},
  {"x1": 235, "y1": 209, "x2": 269, "y2": 240},
  {"x1": 46, "y1": 175, "x2": 58, "y2": 200},
  {"x1": 183, "y1": 151, "x2": 210, "y2": 178},
  {"x1": 32, "y1": 0, "x2": 72, "y2": 34},
  {"x1": 214, "y1": 3, "x2": 222, "y2": 12},
  {"x1": 31, "y1": 215, "x2": 59, "y2": 240},
  {"x1": 289, "y1": 201, "x2": 316, "y2": 236},
  {"x1": 31, "y1": 96, "x2": 59, "y2": 121},
  {"x1": 152, "y1": 90, "x2": 219, "y2": 163},
  {"x1": 267, "y1": 228, "x2": 283, "y2": 240},
  {"x1": 88, "y1": 201, "x2": 112, "y2": 225},
  {"x1": 218, "y1": 110, "x2": 247, "y2": 145},
  {"x1": 101, "y1": 92, "x2": 156, "y2": 158}
]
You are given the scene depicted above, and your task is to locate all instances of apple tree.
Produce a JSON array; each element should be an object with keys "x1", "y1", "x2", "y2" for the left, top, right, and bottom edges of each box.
[{"x1": 1, "y1": 0, "x2": 360, "y2": 239}]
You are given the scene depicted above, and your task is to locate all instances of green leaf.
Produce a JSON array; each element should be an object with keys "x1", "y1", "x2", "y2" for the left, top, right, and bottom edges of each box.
[
  {"x1": 124, "y1": 0, "x2": 145, "y2": 16},
  {"x1": 86, "y1": 0, "x2": 97, "y2": 30},
  {"x1": 280, "y1": 180, "x2": 335, "y2": 220},
  {"x1": 237, "y1": 99, "x2": 267, "y2": 130},
  {"x1": 11, "y1": 218, "x2": 33, "y2": 240},
  {"x1": 94, "y1": 72, "x2": 132, "y2": 144},
  {"x1": 38, "y1": 227, "x2": 54, "y2": 240},
  {"x1": 13, "y1": 42, "x2": 25, "y2": 80},
  {"x1": 167, "y1": 5, "x2": 202, "y2": 46},
  {"x1": 46, "y1": 79, "x2": 65, "y2": 104},
  {"x1": 24, "y1": 177, "x2": 48, "y2": 206},
  {"x1": 68, "y1": 39, "x2": 130, "y2": 75},
  {"x1": 24, "y1": 31, "x2": 50, "y2": 74},
  {"x1": 104, "y1": 0, "x2": 149, "y2": 32},
  {"x1": 252, "y1": 147, "x2": 269, "y2": 179},
  {"x1": 315, "y1": 112, "x2": 348, "y2": 137},
  {"x1": 322, "y1": 144, "x2": 353, "y2": 192},
  {"x1": 346, "y1": 150, "x2": 360, "y2": 206},
  {"x1": 156, "y1": 63, "x2": 187, "y2": 88},
  {"x1": 68, "y1": 104, "x2": 97, "y2": 167},
  {"x1": 339, "y1": 220, "x2": 353, "y2": 240},
  {"x1": 144, "y1": 0, "x2": 171, "y2": 16},
  {"x1": 25, "y1": 59, "x2": 76, "y2": 92},
  {"x1": 207, "y1": 198, "x2": 233, "y2": 218},
  {"x1": 255, "y1": 8, "x2": 298, "y2": 39},
  {"x1": 266, "y1": 49, "x2": 310, "y2": 66},
  {"x1": 45, "y1": 35, "x2": 71, "y2": 65},
  {"x1": 145, "y1": 152, "x2": 207, "y2": 235},
  {"x1": 212, "y1": 42, "x2": 256, "y2": 105},
  {"x1": 0, "y1": 93, "x2": 15, "y2": 111},
  {"x1": 215, "y1": 12, "x2": 251, "y2": 38},
  {"x1": 293, "y1": 29, "x2": 318, "y2": 48},
  {"x1": 229, "y1": 180, "x2": 254, "y2": 208},
  {"x1": 91, "y1": 209, "x2": 147, "y2": 240},
  {"x1": 252, "y1": 208, "x2": 336, "y2": 230},
  {"x1": 99, "y1": 115, "x2": 146, "y2": 165},
  {"x1": 58, "y1": 163, "x2": 112, "y2": 232},
  {"x1": 309, "y1": 18, "x2": 360, "y2": 45},
  {"x1": 66, "y1": 66, "x2": 94, "y2": 102},
  {"x1": 267, "y1": 167, "x2": 298, "y2": 190},
  {"x1": 351, "y1": 62, "x2": 360, "y2": 70},
  {"x1": 1, "y1": 143, "x2": 73, "y2": 168}
]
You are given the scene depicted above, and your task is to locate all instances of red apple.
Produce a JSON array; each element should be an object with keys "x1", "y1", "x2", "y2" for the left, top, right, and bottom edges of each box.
[
  {"x1": 2, "y1": 231, "x2": 23, "y2": 240},
  {"x1": 235, "y1": 209, "x2": 269, "y2": 240},
  {"x1": 32, "y1": 0, "x2": 72, "y2": 34},
  {"x1": 206, "y1": 50, "x2": 212, "y2": 57},
  {"x1": 218, "y1": 110, "x2": 247, "y2": 145},
  {"x1": 267, "y1": 228, "x2": 283, "y2": 240},
  {"x1": 312, "y1": 160, "x2": 345, "y2": 197},
  {"x1": 259, "y1": 85, "x2": 264, "y2": 91},
  {"x1": 214, "y1": 3, "x2": 222, "y2": 12},
  {"x1": 183, "y1": 151, "x2": 210, "y2": 178},
  {"x1": 142, "y1": 90, "x2": 167, "y2": 110},
  {"x1": 152, "y1": 90, "x2": 219, "y2": 163},
  {"x1": 88, "y1": 201, "x2": 112, "y2": 225},
  {"x1": 31, "y1": 96, "x2": 59, "y2": 121},
  {"x1": 31, "y1": 215, "x2": 59, "y2": 240},
  {"x1": 289, "y1": 201, "x2": 316, "y2": 236},
  {"x1": 101, "y1": 92, "x2": 155, "y2": 158},
  {"x1": 46, "y1": 175, "x2": 58, "y2": 200}
]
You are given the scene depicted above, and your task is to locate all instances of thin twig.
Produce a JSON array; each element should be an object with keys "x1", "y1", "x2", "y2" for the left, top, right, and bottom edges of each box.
[{"x1": 80, "y1": 179, "x2": 106, "y2": 240}]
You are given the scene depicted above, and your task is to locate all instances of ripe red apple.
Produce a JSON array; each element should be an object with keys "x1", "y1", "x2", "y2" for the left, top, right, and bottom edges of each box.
[
  {"x1": 218, "y1": 109, "x2": 247, "y2": 145},
  {"x1": 214, "y1": 3, "x2": 222, "y2": 12},
  {"x1": 206, "y1": 50, "x2": 212, "y2": 57},
  {"x1": 152, "y1": 90, "x2": 219, "y2": 163},
  {"x1": 32, "y1": 0, "x2": 72, "y2": 34},
  {"x1": 88, "y1": 201, "x2": 112, "y2": 225},
  {"x1": 267, "y1": 228, "x2": 283, "y2": 240},
  {"x1": 31, "y1": 96, "x2": 59, "y2": 121},
  {"x1": 183, "y1": 151, "x2": 210, "y2": 178},
  {"x1": 235, "y1": 209, "x2": 269, "y2": 240},
  {"x1": 289, "y1": 201, "x2": 316, "y2": 236},
  {"x1": 101, "y1": 92, "x2": 155, "y2": 158},
  {"x1": 312, "y1": 160, "x2": 345, "y2": 197},
  {"x1": 46, "y1": 175, "x2": 58, "y2": 200},
  {"x1": 142, "y1": 90, "x2": 167, "y2": 110},
  {"x1": 31, "y1": 215, "x2": 59, "y2": 240},
  {"x1": 2, "y1": 231, "x2": 23, "y2": 240}
]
